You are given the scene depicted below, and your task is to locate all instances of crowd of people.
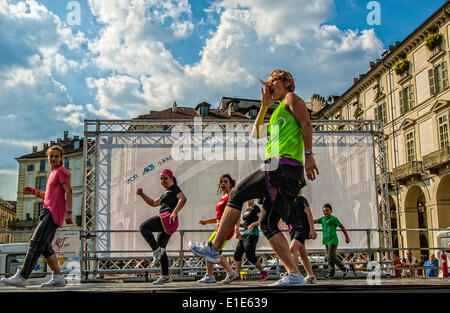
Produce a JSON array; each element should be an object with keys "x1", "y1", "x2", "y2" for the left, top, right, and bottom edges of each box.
[{"x1": 382, "y1": 250, "x2": 441, "y2": 278}]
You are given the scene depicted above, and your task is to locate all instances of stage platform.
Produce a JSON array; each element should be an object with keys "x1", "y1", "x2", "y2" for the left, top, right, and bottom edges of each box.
[
  {"x1": 1, "y1": 278, "x2": 449, "y2": 311},
  {"x1": 1, "y1": 277, "x2": 449, "y2": 293}
]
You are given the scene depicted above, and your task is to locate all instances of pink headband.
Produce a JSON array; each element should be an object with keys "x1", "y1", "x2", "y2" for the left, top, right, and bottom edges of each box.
[{"x1": 161, "y1": 169, "x2": 173, "y2": 179}]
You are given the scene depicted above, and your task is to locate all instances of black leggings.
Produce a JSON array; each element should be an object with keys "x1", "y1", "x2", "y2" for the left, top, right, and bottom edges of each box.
[
  {"x1": 234, "y1": 234, "x2": 259, "y2": 265},
  {"x1": 228, "y1": 169, "x2": 281, "y2": 239},
  {"x1": 139, "y1": 215, "x2": 171, "y2": 276},
  {"x1": 21, "y1": 209, "x2": 58, "y2": 279}
]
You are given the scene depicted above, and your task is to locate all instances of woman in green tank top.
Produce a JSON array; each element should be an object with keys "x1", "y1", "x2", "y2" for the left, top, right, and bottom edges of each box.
[
  {"x1": 256, "y1": 69, "x2": 318, "y2": 178},
  {"x1": 189, "y1": 69, "x2": 319, "y2": 287}
]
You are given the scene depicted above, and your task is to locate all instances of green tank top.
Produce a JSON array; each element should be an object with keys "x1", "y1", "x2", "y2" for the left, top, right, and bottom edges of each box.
[{"x1": 265, "y1": 98, "x2": 304, "y2": 163}]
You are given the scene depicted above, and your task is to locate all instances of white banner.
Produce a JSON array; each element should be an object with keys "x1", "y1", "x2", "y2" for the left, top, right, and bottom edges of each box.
[{"x1": 95, "y1": 131, "x2": 379, "y2": 257}]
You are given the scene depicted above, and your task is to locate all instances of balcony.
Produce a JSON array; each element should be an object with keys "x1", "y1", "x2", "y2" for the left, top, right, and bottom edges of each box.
[
  {"x1": 423, "y1": 146, "x2": 450, "y2": 174},
  {"x1": 397, "y1": 71, "x2": 412, "y2": 85},
  {"x1": 391, "y1": 161, "x2": 423, "y2": 185},
  {"x1": 428, "y1": 45, "x2": 445, "y2": 63}
]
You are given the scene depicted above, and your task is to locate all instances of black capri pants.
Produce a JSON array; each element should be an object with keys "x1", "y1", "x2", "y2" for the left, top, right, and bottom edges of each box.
[
  {"x1": 228, "y1": 161, "x2": 305, "y2": 240},
  {"x1": 139, "y1": 215, "x2": 172, "y2": 276},
  {"x1": 227, "y1": 169, "x2": 282, "y2": 240},
  {"x1": 234, "y1": 234, "x2": 259, "y2": 265},
  {"x1": 21, "y1": 209, "x2": 58, "y2": 279}
]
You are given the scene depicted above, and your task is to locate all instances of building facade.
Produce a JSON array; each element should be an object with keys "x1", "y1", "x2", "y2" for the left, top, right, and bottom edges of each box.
[
  {"x1": 317, "y1": 2, "x2": 450, "y2": 259},
  {"x1": 14, "y1": 131, "x2": 85, "y2": 242},
  {"x1": 0, "y1": 198, "x2": 16, "y2": 244}
]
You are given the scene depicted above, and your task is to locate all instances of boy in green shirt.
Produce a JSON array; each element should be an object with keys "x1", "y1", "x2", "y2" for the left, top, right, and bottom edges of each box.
[{"x1": 315, "y1": 203, "x2": 350, "y2": 279}]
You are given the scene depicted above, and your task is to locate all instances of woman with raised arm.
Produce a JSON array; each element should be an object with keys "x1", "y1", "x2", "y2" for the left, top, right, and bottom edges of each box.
[
  {"x1": 1, "y1": 145, "x2": 72, "y2": 288},
  {"x1": 197, "y1": 174, "x2": 239, "y2": 284},
  {"x1": 189, "y1": 69, "x2": 319, "y2": 286},
  {"x1": 137, "y1": 169, "x2": 187, "y2": 285}
]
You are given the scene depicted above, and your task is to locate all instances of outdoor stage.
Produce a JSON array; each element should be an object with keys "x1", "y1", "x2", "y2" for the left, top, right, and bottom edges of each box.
[
  {"x1": 1, "y1": 277, "x2": 449, "y2": 293},
  {"x1": 1, "y1": 278, "x2": 448, "y2": 311}
]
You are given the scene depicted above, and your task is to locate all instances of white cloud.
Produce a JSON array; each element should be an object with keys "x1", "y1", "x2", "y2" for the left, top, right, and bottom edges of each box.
[
  {"x1": 0, "y1": 169, "x2": 17, "y2": 176},
  {"x1": 0, "y1": 1, "x2": 88, "y2": 200},
  {"x1": 81, "y1": 0, "x2": 384, "y2": 119},
  {"x1": 86, "y1": 75, "x2": 150, "y2": 118},
  {"x1": 0, "y1": 138, "x2": 38, "y2": 149}
]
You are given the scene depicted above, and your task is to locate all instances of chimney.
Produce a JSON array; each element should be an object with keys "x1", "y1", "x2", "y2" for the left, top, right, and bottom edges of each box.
[
  {"x1": 50, "y1": 141, "x2": 56, "y2": 146},
  {"x1": 74, "y1": 135, "x2": 79, "y2": 140},
  {"x1": 43, "y1": 143, "x2": 49, "y2": 150},
  {"x1": 310, "y1": 94, "x2": 327, "y2": 113},
  {"x1": 227, "y1": 103, "x2": 235, "y2": 116},
  {"x1": 172, "y1": 101, "x2": 177, "y2": 112},
  {"x1": 64, "y1": 131, "x2": 69, "y2": 141},
  {"x1": 32, "y1": 146, "x2": 38, "y2": 153},
  {"x1": 57, "y1": 138, "x2": 62, "y2": 145}
]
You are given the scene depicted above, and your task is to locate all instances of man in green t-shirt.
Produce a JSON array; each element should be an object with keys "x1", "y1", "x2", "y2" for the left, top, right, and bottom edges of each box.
[{"x1": 315, "y1": 203, "x2": 350, "y2": 279}]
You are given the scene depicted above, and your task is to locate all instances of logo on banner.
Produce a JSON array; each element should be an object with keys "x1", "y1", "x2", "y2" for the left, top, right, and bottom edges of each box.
[
  {"x1": 142, "y1": 163, "x2": 155, "y2": 175},
  {"x1": 127, "y1": 174, "x2": 138, "y2": 184},
  {"x1": 158, "y1": 155, "x2": 172, "y2": 167},
  {"x1": 54, "y1": 236, "x2": 71, "y2": 251},
  {"x1": 127, "y1": 155, "x2": 173, "y2": 184}
]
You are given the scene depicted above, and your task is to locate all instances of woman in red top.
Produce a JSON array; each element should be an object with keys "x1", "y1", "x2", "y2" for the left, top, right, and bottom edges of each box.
[
  {"x1": 1, "y1": 145, "x2": 72, "y2": 288},
  {"x1": 197, "y1": 174, "x2": 239, "y2": 284},
  {"x1": 393, "y1": 251, "x2": 403, "y2": 277}
]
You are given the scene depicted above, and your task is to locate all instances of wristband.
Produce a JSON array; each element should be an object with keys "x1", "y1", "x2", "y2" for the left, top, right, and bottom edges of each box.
[
  {"x1": 66, "y1": 210, "x2": 72, "y2": 215},
  {"x1": 304, "y1": 150, "x2": 313, "y2": 155}
]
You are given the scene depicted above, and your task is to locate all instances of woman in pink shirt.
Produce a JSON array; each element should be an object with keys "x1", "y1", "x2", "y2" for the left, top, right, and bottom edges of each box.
[{"x1": 0, "y1": 145, "x2": 73, "y2": 288}]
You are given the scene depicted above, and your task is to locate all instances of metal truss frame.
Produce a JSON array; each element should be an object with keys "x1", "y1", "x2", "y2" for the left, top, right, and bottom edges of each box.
[{"x1": 82, "y1": 119, "x2": 391, "y2": 279}]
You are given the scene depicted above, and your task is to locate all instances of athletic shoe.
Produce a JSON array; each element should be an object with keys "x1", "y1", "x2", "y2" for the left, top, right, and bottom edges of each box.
[
  {"x1": 197, "y1": 275, "x2": 216, "y2": 283},
  {"x1": 343, "y1": 268, "x2": 350, "y2": 279},
  {"x1": 151, "y1": 247, "x2": 165, "y2": 266},
  {"x1": 153, "y1": 276, "x2": 172, "y2": 285},
  {"x1": 326, "y1": 273, "x2": 336, "y2": 279},
  {"x1": 305, "y1": 275, "x2": 317, "y2": 284},
  {"x1": 188, "y1": 241, "x2": 220, "y2": 264},
  {"x1": 258, "y1": 270, "x2": 269, "y2": 281},
  {"x1": 269, "y1": 273, "x2": 306, "y2": 287},
  {"x1": 222, "y1": 271, "x2": 239, "y2": 284},
  {"x1": 41, "y1": 273, "x2": 66, "y2": 288},
  {"x1": 0, "y1": 269, "x2": 27, "y2": 288}
]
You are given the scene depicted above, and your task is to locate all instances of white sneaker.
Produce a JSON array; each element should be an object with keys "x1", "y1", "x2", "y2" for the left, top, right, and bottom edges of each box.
[
  {"x1": 222, "y1": 271, "x2": 239, "y2": 284},
  {"x1": 269, "y1": 273, "x2": 306, "y2": 287},
  {"x1": 197, "y1": 275, "x2": 216, "y2": 283},
  {"x1": 153, "y1": 276, "x2": 172, "y2": 285},
  {"x1": 0, "y1": 269, "x2": 27, "y2": 288},
  {"x1": 151, "y1": 247, "x2": 165, "y2": 266},
  {"x1": 188, "y1": 241, "x2": 220, "y2": 264},
  {"x1": 41, "y1": 273, "x2": 66, "y2": 288},
  {"x1": 305, "y1": 275, "x2": 317, "y2": 284}
]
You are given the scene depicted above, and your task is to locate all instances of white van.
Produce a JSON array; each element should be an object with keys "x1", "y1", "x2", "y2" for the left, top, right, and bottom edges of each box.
[
  {"x1": 0, "y1": 231, "x2": 81, "y2": 285},
  {"x1": 0, "y1": 243, "x2": 51, "y2": 284}
]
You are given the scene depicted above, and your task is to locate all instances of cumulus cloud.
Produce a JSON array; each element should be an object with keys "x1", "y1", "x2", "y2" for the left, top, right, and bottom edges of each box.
[
  {"x1": 0, "y1": 0, "x2": 387, "y2": 200},
  {"x1": 85, "y1": 0, "x2": 384, "y2": 119},
  {"x1": 0, "y1": 0, "x2": 88, "y2": 199}
]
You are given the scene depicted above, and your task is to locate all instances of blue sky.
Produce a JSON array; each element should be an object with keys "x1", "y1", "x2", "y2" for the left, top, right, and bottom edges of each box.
[{"x1": 0, "y1": 0, "x2": 447, "y2": 201}]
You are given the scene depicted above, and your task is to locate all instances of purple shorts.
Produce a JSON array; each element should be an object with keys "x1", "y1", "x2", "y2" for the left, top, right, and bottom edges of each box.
[{"x1": 158, "y1": 212, "x2": 179, "y2": 235}]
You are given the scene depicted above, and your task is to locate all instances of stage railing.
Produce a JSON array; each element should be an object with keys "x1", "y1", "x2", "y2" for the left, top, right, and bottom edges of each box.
[{"x1": 3, "y1": 228, "x2": 448, "y2": 280}]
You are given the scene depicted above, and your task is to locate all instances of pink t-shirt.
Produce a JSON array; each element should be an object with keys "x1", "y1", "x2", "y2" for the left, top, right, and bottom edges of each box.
[{"x1": 43, "y1": 165, "x2": 70, "y2": 227}]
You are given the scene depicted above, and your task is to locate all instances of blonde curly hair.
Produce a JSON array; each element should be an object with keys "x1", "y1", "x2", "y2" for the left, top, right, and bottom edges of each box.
[{"x1": 259, "y1": 69, "x2": 295, "y2": 92}]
